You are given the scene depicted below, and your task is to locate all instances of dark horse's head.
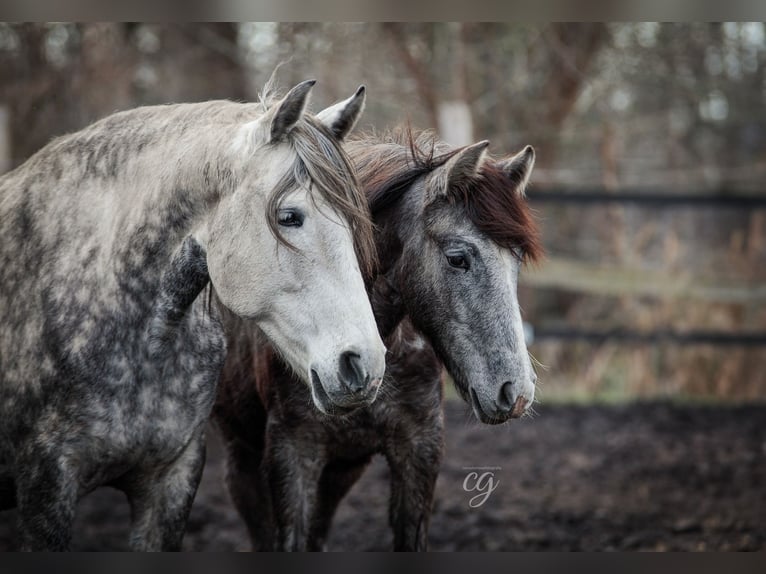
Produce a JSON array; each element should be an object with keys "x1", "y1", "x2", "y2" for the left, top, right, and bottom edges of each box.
[{"x1": 349, "y1": 131, "x2": 542, "y2": 424}]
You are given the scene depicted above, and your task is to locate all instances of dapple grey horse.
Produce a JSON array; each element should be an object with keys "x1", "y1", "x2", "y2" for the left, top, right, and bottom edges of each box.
[{"x1": 0, "y1": 80, "x2": 386, "y2": 550}]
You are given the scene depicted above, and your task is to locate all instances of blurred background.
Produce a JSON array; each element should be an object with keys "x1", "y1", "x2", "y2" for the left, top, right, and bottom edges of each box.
[
  {"x1": 1, "y1": 22, "x2": 764, "y2": 552},
  {"x1": 1, "y1": 22, "x2": 764, "y2": 403}
]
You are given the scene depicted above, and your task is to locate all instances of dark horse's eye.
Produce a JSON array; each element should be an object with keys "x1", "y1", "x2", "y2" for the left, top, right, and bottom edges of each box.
[
  {"x1": 447, "y1": 253, "x2": 470, "y2": 271},
  {"x1": 278, "y1": 209, "x2": 304, "y2": 228}
]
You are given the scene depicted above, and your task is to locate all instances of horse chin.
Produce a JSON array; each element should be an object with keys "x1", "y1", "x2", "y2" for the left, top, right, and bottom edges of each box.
[
  {"x1": 468, "y1": 387, "x2": 513, "y2": 425},
  {"x1": 308, "y1": 369, "x2": 367, "y2": 416},
  {"x1": 450, "y1": 373, "x2": 510, "y2": 424}
]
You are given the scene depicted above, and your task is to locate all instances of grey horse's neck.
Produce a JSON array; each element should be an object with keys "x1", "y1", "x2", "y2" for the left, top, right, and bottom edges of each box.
[
  {"x1": 0, "y1": 102, "x2": 258, "y2": 318},
  {"x1": 8, "y1": 101, "x2": 255, "y2": 233}
]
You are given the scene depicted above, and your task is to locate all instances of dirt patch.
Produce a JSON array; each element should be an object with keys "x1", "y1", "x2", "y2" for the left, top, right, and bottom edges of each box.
[{"x1": 1, "y1": 401, "x2": 764, "y2": 551}]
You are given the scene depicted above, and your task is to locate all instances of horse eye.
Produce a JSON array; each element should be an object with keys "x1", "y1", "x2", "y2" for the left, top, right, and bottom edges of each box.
[
  {"x1": 278, "y1": 209, "x2": 303, "y2": 228},
  {"x1": 447, "y1": 254, "x2": 469, "y2": 270}
]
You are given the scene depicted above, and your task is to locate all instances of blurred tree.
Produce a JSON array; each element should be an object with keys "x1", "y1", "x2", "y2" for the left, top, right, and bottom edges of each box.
[
  {"x1": 380, "y1": 23, "x2": 608, "y2": 160},
  {"x1": 0, "y1": 23, "x2": 246, "y2": 169}
]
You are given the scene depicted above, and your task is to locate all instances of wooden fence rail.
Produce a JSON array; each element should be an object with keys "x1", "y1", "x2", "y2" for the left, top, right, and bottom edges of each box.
[
  {"x1": 527, "y1": 189, "x2": 766, "y2": 208},
  {"x1": 523, "y1": 188, "x2": 765, "y2": 346}
]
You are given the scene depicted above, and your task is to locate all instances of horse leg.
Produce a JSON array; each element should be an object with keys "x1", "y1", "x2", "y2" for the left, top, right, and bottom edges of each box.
[
  {"x1": 0, "y1": 465, "x2": 16, "y2": 511},
  {"x1": 14, "y1": 452, "x2": 79, "y2": 551},
  {"x1": 265, "y1": 423, "x2": 325, "y2": 552},
  {"x1": 222, "y1": 437, "x2": 274, "y2": 551},
  {"x1": 307, "y1": 456, "x2": 371, "y2": 551},
  {"x1": 125, "y1": 427, "x2": 206, "y2": 551},
  {"x1": 386, "y1": 429, "x2": 444, "y2": 551}
]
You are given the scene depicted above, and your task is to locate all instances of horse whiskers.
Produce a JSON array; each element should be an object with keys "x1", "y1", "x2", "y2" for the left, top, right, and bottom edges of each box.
[
  {"x1": 524, "y1": 405, "x2": 540, "y2": 420},
  {"x1": 528, "y1": 350, "x2": 549, "y2": 372}
]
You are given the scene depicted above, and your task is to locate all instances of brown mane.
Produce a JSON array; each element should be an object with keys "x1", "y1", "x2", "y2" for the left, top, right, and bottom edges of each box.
[
  {"x1": 454, "y1": 162, "x2": 543, "y2": 264},
  {"x1": 347, "y1": 128, "x2": 543, "y2": 264}
]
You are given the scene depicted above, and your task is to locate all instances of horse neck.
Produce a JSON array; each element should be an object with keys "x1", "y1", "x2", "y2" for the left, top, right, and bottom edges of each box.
[
  {"x1": 132, "y1": 133, "x2": 233, "y2": 221},
  {"x1": 368, "y1": 179, "x2": 426, "y2": 340},
  {"x1": 369, "y1": 177, "x2": 424, "y2": 275},
  {"x1": 371, "y1": 197, "x2": 443, "y2": 373},
  {"x1": 102, "y1": 126, "x2": 240, "y2": 269}
]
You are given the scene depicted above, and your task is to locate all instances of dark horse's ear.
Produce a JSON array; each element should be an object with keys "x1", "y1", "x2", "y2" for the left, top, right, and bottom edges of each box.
[
  {"x1": 424, "y1": 140, "x2": 489, "y2": 205},
  {"x1": 316, "y1": 85, "x2": 366, "y2": 141},
  {"x1": 425, "y1": 140, "x2": 489, "y2": 206},
  {"x1": 501, "y1": 145, "x2": 535, "y2": 196},
  {"x1": 270, "y1": 79, "x2": 316, "y2": 142},
  {"x1": 445, "y1": 140, "x2": 490, "y2": 188}
]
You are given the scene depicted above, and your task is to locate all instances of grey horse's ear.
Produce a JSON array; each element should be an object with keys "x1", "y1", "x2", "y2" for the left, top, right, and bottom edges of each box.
[
  {"x1": 270, "y1": 79, "x2": 316, "y2": 142},
  {"x1": 445, "y1": 140, "x2": 490, "y2": 189},
  {"x1": 316, "y1": 85, "x2": 366, "y2": 141},
  {"x1": 501, "y1": 145, "x2": 535, "y2": 196}
]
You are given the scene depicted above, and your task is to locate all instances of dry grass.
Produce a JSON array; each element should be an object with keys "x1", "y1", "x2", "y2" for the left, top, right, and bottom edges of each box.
[
  {"x1": 532, "y1": 340, "x2": 765, "y2": 403},
  {"x1": 523, "y1": 205, "x2": 766, "y2": 403}
]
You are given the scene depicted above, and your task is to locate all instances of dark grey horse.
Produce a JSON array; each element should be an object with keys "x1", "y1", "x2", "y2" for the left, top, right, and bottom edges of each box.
[
  {"x1": 213, "y1": 130, "x2": 543, "y2": 551},
  {"x1": 0, "y1": 80, "x2": 386, "y2": 550}
]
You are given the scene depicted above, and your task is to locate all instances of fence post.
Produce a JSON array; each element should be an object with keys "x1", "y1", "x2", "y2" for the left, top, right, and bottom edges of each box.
[{"x1": 0, "y1": 105, "x2": 10, "y2": 175}]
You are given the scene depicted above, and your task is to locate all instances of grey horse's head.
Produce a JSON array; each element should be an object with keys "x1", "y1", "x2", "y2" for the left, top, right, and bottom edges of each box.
[
  {"x1": 361, "y1": 134, "x2": 542, "y2": 423},
  {"x1": 203, "y1": 82, "x2": 386, "y2": 414}
]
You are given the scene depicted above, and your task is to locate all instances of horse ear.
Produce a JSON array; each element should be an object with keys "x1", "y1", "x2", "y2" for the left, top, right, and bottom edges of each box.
[
  {"x1": 501, "y1": 145, "x2": 535, "y2": 196},
  {"x1": 444, "y1": 140, "x2": 490, "y2": 189},
  {"x1": 270, "y1": 79, "x2": 316, "y2": 142},
  {"x1": 316, "y1": 85, "x2": 366, "y2": 141},
  {"x1": 424, "y1": 140, "x2": 489, "y2": 207}
]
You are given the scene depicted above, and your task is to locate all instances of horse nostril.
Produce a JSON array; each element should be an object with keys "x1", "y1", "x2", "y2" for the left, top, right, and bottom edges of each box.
[
  {"x1": 338, "y1": 350, "x2": 368, "y2": 392},
  {"x1": 497, "y1": 381, "x2": 516, "y2": 411}
]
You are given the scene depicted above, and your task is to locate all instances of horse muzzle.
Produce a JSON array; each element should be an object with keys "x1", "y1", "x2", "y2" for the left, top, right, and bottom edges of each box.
[
  {"x1": 308, "y1": 347, "x2": 385, "y2": 415},
  {"x1": 469, "y1": 377, "x2": 536, "y2": 424}
]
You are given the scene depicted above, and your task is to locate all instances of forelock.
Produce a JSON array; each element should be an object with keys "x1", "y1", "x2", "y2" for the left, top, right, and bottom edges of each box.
[
  {"x1": 265, "y1": 117, "x2": 377, "y2": 278},
  {"x1": 452, "y1": 162, "x2": 543, "y2": 264}
]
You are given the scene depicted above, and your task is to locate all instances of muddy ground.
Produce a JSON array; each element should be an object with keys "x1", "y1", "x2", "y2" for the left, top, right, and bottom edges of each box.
[{"x1": 1, "y1": 401, "x2": 764, "y2": 551}]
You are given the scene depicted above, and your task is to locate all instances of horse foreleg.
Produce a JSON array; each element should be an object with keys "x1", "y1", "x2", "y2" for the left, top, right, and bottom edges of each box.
[
  {"x1": 15, "y1": 451, "x2": 79, "y2": 551},
  {"x1": 126, "y1": 427, "x2": 206, "y2": 551},
  {"x1": 265, "y1": 424, "x2": 325, "y2": 552},
  {"x1": 223, "y1": 437, "x2": 274, "y2": 551},
  {"x1": 307, "y1": 456, "x2": 371, "y2": 551},
  {"x1": 386, "y1": 431, "x2": 444, "y2": 552},
  {"x1": 0, "y1": 466, "x2": 17, "y2": 511}
]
